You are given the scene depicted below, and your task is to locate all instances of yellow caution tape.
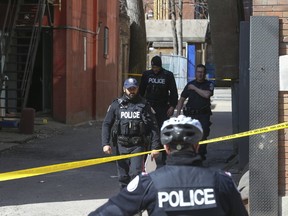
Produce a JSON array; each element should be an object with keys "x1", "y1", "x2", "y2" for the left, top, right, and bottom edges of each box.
[
  {"x1": 123, "y1": 73, "x2": 142, "y2": 77},
  {"x1": 0, "y1": 149, "x2": 164, "y2": 182},
  {"x1": 1, "y1": 122, "x2": 287, "y2": 182},
  {"x1": 208, "y1": 78, "x2": 232, "y2": 82},
  {"x1": 123, "y1": 73, "x2": 233, "y2": 81},
  {"x1": 200, "y1": 122, "x2": 288, "y2": 145}
]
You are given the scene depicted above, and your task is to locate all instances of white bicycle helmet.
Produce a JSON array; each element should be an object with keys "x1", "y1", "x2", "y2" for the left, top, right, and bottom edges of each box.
[{"x1": 161, "y1": 115, "x2": 203, "y2": 145}]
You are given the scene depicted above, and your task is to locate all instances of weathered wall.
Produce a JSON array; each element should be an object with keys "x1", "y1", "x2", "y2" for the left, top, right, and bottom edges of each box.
[
  {"x1": 53, "y1": 0, "x2": 119, "y2": 123},
  {"x1": 53, "y1": 0, "x2": 96, "y2": 124},
  {"x1": 95, "y1": 1, "x2": 119, "y2": 120}
]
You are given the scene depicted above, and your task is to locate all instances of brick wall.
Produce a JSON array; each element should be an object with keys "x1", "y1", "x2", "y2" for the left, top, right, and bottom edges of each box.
[
  {"x1": 252, "y1": 0, "x2": 288, "y2": 55},
  {"x1": 279, "y1": 92, "x2": 288, "y2": 196}
]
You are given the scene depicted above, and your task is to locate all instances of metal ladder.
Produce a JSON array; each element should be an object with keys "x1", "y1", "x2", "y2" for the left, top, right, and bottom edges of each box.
[{"x1": 0, "y1": 0, "x2": 47, "y2": 119}]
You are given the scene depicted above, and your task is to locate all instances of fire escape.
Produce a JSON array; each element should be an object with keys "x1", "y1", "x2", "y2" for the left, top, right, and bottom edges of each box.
[{"x1": 0, "y1": 0, "x2": 52, "y2": 122}]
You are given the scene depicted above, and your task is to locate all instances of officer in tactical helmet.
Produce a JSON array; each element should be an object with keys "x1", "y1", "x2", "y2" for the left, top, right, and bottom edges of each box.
[
  {"x1": 101, "y1": 78, "x2": 161, "y2": 189},
  {"x1": 139, "y1": 55, "x2": 178, "y2": 164},
  {"x1": 89, "y1": 115, "x2": 248, "y2": 216}
]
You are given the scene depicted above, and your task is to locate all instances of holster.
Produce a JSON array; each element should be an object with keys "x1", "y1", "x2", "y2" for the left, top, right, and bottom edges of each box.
[{"x1": 111, "y1": 129, "x2": 118, "y2": 147}]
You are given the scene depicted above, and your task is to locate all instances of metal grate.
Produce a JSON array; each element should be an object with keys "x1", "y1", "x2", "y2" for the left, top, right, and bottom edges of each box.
[{"x1": 249, "y1": 16, "x2": 279, "y2": 215}]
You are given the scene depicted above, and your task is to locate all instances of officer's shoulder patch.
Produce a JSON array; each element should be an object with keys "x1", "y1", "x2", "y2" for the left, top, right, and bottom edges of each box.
[
  {"x1": 219, "y1": 170, "x2": 232, "y2": 178},
  {"x1": 127, "y1": 175, "x2": 140, "y2": 192},
  {"x1": 106, "y1": 105, "x2": 111, "y2": 112},
  {"x1": 209, "y1": 82, "x2": 214, "y2": 91},
  {"x1": 224, "y1": 171, "x2": 232, "y2": 177}
]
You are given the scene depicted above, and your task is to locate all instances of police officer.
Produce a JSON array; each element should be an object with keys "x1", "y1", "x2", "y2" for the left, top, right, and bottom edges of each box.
[
  {"x1": 176, "y1": 64, "x2": 214, "y2": 160},
  {"x1": 139, "y1": 55, "x2": 178, "y2": 163},
  {"x1": 89, "y1": 115, "x2": 248, "y2": 216},
  {"x1": 102, "y1": 78, "x2": 160, "y2": 189}
]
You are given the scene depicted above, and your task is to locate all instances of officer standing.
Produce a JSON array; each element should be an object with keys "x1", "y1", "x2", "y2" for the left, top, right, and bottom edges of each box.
[
  {"x1": 175, "y1": 64, "x2": 214, "y2": 160},
  {"x1": 89, "y1": 115, "x2": 248, "y2": 216},
  {"x1": 139, "y1": 55, "x2": 178, "y2": 163},
  {"x1": 102, "y1": 78, "x2": 160, "y2": 189}
]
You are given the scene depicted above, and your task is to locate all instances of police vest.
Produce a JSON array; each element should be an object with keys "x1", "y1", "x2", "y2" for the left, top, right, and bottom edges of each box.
[
  {"x1": 116, "y1": 98, "x2": 146, "y2": 136},
  {"x1": 150, "y1": 165, "x2": 226, "y2": 215},
  {"x1": 145, "y1": 70, "x2": 169, "y2": 104}
]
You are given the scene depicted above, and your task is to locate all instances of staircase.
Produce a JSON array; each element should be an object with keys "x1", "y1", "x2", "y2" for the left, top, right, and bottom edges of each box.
[{"x1": 0, "y1": 0, "x2": 47, "y2": 120}]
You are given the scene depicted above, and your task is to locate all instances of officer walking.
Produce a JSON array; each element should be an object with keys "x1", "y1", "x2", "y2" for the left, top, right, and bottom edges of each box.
[
  {"x1": 101, "y1": 78, "x2": 160, "y2": 189},
  {"x1": 175, "y1": 64, "x2": 214, "y2": 160},
  {"x1": 89, "y1": 115, "x2": 248, "y2": 216},
  {"x1": 139, "y1": 55, "x2": 178, "y2": 163}
]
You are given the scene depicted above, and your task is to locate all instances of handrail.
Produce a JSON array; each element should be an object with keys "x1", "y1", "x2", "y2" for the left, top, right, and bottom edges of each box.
[
  {"x1": 0, "y1": 0, "x2": 18, "y2": 97},
  {"x1": 0, "y1": 0, "x2": 47, "y2": 114},
  {"x1": 22, "y1": 0, "x2": 47, "y2": 108},
  {"x1": 0, "y1": 0, "x2": 18, "y2": 72}
]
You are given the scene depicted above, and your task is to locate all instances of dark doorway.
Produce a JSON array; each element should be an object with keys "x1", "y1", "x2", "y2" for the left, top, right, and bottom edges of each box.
[{"x1": 27, "y1": 28, "x2": 52, "y2": 113}]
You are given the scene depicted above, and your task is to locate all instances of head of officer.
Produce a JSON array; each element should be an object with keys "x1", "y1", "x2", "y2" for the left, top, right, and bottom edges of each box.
[
  {"x1": 161, "y1": 115, "x2": 203, "y2": 155},
  {"x1": 195, "y1": 64, "x2": 207, "y2": 83},
  {"x1": 151, "y1": 55, "x2": 162, "y2": 74},
  {"x1": 123, "y1": 78, "x2": 139, "y2": 100}
]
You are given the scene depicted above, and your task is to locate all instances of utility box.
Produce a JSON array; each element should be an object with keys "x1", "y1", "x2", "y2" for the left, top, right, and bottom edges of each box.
[{"x1": 19, "y1": 108, "x2": 35, "y2": 134}]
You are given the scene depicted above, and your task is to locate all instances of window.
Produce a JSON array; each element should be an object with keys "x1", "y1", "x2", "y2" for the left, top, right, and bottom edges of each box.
[
  {"x1": 104, "y1": 27, "x2": 109, "y2": 57},
  {"x1": 83, "y1": 36, "x2": 86, "y2": 71}
]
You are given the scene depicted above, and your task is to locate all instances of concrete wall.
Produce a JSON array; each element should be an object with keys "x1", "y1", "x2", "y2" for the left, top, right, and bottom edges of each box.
[{"x1": 146, "y1": 19, "x2": 208, "y2": 42}]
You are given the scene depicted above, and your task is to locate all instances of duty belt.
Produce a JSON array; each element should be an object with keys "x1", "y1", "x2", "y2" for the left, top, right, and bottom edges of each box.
[
  {"x1": 183, "y1": 106, "x2": 211, "y2": 115},
  {"x1": 117, "y1": 135, "x2": 144, "y2": 147}
]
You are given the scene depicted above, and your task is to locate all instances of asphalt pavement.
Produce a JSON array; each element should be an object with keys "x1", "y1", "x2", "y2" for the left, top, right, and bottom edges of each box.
[{"x1": 0, "y1": 87, "x2": 243, "y2": 216}]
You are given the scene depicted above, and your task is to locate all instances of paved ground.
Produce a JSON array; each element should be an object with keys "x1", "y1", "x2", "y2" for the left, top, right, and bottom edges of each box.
[{"x1": 0, "y1": 87, "x2": 244, "y2": 216}]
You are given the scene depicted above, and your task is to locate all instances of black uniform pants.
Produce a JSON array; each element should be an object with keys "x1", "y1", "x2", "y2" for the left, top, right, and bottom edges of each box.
[
  {"x1": 151, "y1": 104, "x2": 169, "y2": 164},
  {"x1": 189, "y1": 114, "x2": 212, "y2": 157},
  {"x1": 116, "y1": 144, "x2": 145, "y2": 188}
]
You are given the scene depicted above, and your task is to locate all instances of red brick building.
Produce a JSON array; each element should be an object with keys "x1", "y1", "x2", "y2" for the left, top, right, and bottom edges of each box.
[
  {"x1": 53, "y1": 1, "x2": 120, "y2": 123},
  {"x1": 0, "y1": 0, "x2": 121, "y2": 124}
]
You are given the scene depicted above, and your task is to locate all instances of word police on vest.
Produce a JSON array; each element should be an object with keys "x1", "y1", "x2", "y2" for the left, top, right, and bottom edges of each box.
[
  {"x1": 148, "y1": 78, "x2": 166, "y2": 84},
  {"x1": 120, "y1": 111, "x2": 141, "y2": 119},
  {"x1": 158, "y1": 188, "x2": 216, "y2": 208}
]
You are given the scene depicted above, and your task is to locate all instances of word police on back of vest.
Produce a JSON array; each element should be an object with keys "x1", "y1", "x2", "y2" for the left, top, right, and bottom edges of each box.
[
  {"x1": 158, "y1": 188, "x2": 216, "y2": 209},
  {"x1": 148, "y1": 78, "x2": 166, "y2": 84}
]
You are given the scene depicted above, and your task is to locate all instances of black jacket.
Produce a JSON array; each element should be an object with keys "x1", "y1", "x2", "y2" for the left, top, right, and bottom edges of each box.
[
  {"x1": 139, "y1": 68, "x2": 178, "y2": 108},
  {"x1": 89, "y1": 152, "x2": 248, "y2": 216}
]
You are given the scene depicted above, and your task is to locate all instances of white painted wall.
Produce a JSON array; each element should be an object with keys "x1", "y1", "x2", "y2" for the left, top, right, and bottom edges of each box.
[{"x1": 280, "y1": 55, "x2": 288, "y2": 91}]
